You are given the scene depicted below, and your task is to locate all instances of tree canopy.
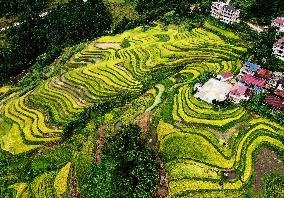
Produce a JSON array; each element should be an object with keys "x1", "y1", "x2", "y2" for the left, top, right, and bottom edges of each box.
[
  {"x1": 0, "y1": 0, "x2": 112, "y2": 82},
  {"x1": 234, "y1": 0, "x2": 284, "y2": 24},
  {"x1": 103, "y1": 124, "x2": 159, "y2": 198}
]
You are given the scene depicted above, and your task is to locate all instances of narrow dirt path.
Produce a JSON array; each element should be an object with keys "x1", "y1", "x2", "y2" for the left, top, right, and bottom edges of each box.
[
  {"x1": 156, "y1": 157, "x2": 169, "y2": 198},
  {"x1": 146, "y1": 84, "x2": 165, "y2": 112},
  {"x1": 68, "y1": 165, "x2": 80, "y2": 198},
  {"x1": 134, "y1": 111, "x2": 153, "y2": 140},
  {"x1": 95, "y1": 125, "x2": 106, "y2": 164}
]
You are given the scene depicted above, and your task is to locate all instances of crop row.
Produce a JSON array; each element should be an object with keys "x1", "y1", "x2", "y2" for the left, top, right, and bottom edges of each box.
[
  {"x1": 158, "y1": 120, "x2": 284, "y2": 196},
  {"x1": 70, "y1": 24, "x2": 246, "y2": 78},
  {"x1": 30, "y1": 61, "x2": 142, "y2": 124},
  {"x1": 9, "y1": 162, "x2": 72, "y2": 198},
  {"x1": 3, "y1": 93, "x2": 61, "y2": 143},
  {"x1": 172, "y1": 85, "x2": 246, "y2": 126}
]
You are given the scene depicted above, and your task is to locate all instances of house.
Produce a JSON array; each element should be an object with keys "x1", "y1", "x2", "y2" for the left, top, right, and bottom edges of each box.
[
  {"x1": 266, "y1": 79, "x2": 278, "y2": 90},
  {"x1": 266, "y1": 72, "x2": 283, "y2": 89},
  {"x1": 273, "y1": 37, "x2": 284, "y2": 61},
  {"x1": 278, "y1": 78, "x2": 284, "y2": 89},
  {"x1": 244, "y1": 62, "x2": 260, "y2": 72},
  {"x1": 240, "y1": 74, "x2": 266, "y2": 93},
  {"x1": 229, "y1": 84, "x2": 251, "y2": 103},
  {"x1": 194, "y1": 78, "x2": 233, "y2": 104},
  {"x1": 211, "y1": 1, "x2": 240, "y2": 24},
  {"x1": 217, "y1": 71, "x2": 234, "y2": 81},
  {"x1": 272, "y1": 72, "x2": 284, "y2": 81},
  {"x1": 239, "y1": 62, "x2": 260, "y2": 76},
  {"x1": 264, "y1": 95, "x2": 284, "y2": 111},
  {"x1": 256, "y1": 68, "x2": 272, "y2": 79},
  {"x1": 274, "y1": 89, "x2": 284, "y2": 98},
  {"x1": 272, "y1": 17, "x2": 284, "y2": 32}
]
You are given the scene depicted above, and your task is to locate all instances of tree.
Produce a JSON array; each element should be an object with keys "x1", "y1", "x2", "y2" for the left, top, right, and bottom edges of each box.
[
  {"x1": 104, "y1": 124, "x2": 159, "y2": 198},
  {"x1": 234, "y1": 0, "x2": 284, "y2": 24},
  {"x1": 0, "y1": 0, "x2": 112, "y2": 82},
  {"x1": 248, "y1": 27, "x2": 284, "y2": 72},
  {"x1": 0, "y1": 0, "x2": 49, "y2": 17}
]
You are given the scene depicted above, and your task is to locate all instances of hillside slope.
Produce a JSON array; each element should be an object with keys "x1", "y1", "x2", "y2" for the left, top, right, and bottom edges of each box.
[{"x1": 1, "y1": 22, "x2": 283, "y2": 197}]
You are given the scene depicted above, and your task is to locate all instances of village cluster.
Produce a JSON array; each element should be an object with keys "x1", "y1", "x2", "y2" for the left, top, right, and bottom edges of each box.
[
  {"x1": 193, "y1": 1, "x2": 284, "y2": 111},
  {"x1": 211, "y1": 1, "x2": 284, "y2": 61},
  {"x1": 194, "y1": 61, "x2": 284, "y2": 111}
]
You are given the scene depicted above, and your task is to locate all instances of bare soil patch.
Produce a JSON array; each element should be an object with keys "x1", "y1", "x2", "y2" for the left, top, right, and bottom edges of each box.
[
  {"x1": 250, "y1": 148, "x2": 284, "y2": 197},
  {"x1": 134, "y1": 111, "x2": 153, "y2": 140},
  {"x1": 95, "y1": 42, "x2": 120, "y2": 49},
  {"x1": 156, "y1": 157, "x2": 169, "y2": 198},
  {"x1": 95, "y1": 125, "x2": 106, "y2": 164},
  {"x1": 68, "y1": 165, "x2": 80, "y2": 198}
]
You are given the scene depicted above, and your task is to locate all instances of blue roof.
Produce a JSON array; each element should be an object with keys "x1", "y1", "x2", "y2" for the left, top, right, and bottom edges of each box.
[
  {"x1": 245, "y1": 61, "x2": 260, "y2": 71},
  {"x1": 238, "y1": 81, "x2": 247, "y2": 87},
  {"x1": 253, "y1": 86, "x2": 262, "y2": 93}
]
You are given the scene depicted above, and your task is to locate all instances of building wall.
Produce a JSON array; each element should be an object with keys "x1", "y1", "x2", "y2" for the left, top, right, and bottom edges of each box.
[
  {"x1": 273, "y1": 41, "x2": 284, "y2": 60},
  {"x1": 211, "y1": 2, "x2": 240, "y2": 24}
]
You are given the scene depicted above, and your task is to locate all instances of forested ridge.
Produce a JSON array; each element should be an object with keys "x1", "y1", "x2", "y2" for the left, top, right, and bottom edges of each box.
[{"x1": 0, "y1": 0, "x2": 112, "y2": 82}]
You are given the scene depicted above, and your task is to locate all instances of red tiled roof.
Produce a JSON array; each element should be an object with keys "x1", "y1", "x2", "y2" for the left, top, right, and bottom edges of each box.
[
  {"x1": 274, "y1": 17, "x2": 284, "y2": 25},
  {"x1": 274, "y1": 89, "x2": 284, "y2": 98},
  {"x1": 256, "y1": 68, "x2": 272, "y2": 79},
  {"x1": 240, "y1": 74, "x2": 266, "y2": 87},
  {"x1": 220, "y1": 71, "x2": 233, "y2": 79},
  {"x1": 230, "y1": 85, "x2": 248, "y2": 96},
  {"x1": 265, "y1": 95, "x2": 284, "y2": 110}
]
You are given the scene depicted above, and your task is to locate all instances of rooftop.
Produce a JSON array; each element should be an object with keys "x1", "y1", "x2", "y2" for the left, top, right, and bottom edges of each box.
[
  {"x1": 274, "y1": 17, "x2": 284, "y2": 25},
  {"x1": 256, "y1": 68, "x2": 273, "y2": 79},
  {"x1": 230, "y1": 85, "x2": 248, "y2": 96},
  {"x1": 274, "y1": 89, "x2": 284, "y2": 98},
  {"x1": 278, "y1": 78, "x2": 284, "y2": 85},
  {"x1": 219, "y1": 71, "x2": 234, "y2": 79},
  {"x1": 223, "y1": 4, "x2": 237, "y2": 12},
  {"x1": 265, "y1": 95, "x2": 284, "y2": 110},
  {"x1": 244, "y1": 61, "x2": 260, "y2": 71},
  {"x1": 273, "y1": 37, "x2": 284, "y2": 46},
  {"x1": 240, "y1": 74, "x2": 266, "y2": 87},
  {"x1": 194, "y1": 78, "x2": 232, "y2": 104}
]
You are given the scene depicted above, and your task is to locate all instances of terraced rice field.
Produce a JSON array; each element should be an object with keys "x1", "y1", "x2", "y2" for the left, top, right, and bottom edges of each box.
[
  {"x1": 9, "y1": 162, "x2": 73, "y2": 198},
  {"x1": 1, "y1": 22, "x2": 283, "y2": 197},
  {"x1": 157, "y1": 60, "x2": 284, "y2": 196},
  {"x1": 0, "y1": 22, "x2": 246, "y2": 154}
]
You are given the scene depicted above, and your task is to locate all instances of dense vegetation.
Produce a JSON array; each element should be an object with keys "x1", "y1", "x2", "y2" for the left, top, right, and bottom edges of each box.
[
  {"x1": 234, "y1": 0, "x2": 284, "y2": 25},
  {"x1": 0, "y1": 0, "x2": 112, "y2": 82},
  {"x1": 0, "y1": 0, "x2": 49, "y2": 17},
  {"x1": 102, "y1": 124, "x2": 159, "y2": 197}
]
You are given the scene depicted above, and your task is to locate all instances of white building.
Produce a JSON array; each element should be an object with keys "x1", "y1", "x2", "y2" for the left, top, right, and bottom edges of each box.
[
  {"x1": 211, "y1": 1, "x2": 240, "y2": 24},
  {"x1": 272, "y1": 17, "x2": 284, "y2": 32},
  {"x1": 273, "y1": 37, "x2": 284, "y2": 61},
  {"x1": 194, "y1": 78, "x2": 233, "y2": 104}
]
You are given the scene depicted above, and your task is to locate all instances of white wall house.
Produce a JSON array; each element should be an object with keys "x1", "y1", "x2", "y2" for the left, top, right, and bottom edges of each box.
[
  {"x1": 272, "y1": 17, "x2": 284, "y2": 32},
  {"x1": 273, "y1": 37, "x2": 284, "y2": 61},
  {"x1": 211, "y1": 1, "x2": 240, "y2": 24}
]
